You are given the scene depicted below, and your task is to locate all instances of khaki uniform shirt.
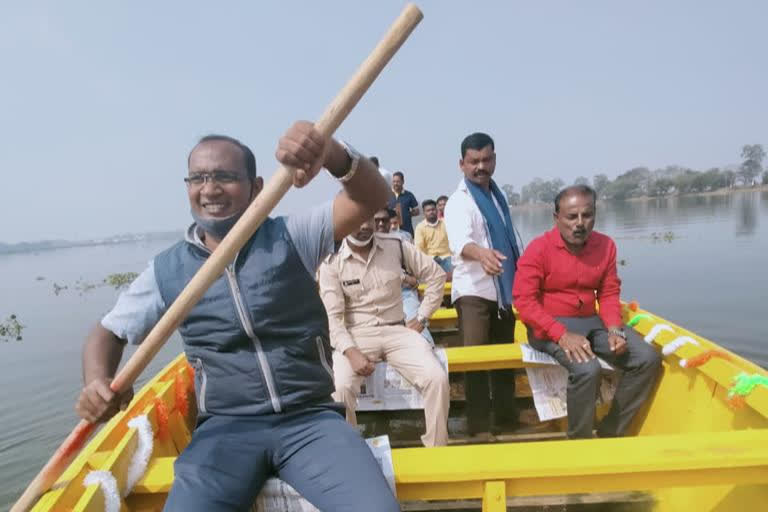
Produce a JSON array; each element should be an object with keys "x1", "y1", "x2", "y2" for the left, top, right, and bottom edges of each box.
[{"x1": 318, "y1": 233, "x2": 446, "y2": 353}]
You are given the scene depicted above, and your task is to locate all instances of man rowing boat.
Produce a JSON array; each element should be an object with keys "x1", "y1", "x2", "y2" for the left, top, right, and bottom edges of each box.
[{"x1": 75, "y1": 123, "x2": 401, "y2": 511}]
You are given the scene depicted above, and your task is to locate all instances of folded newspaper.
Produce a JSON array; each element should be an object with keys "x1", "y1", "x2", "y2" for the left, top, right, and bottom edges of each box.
[
  {"x1": 357, "y1": 347, "x2": 448, "y2": 411},
  {"x1": 521, "y1": 344, "x2": 619, "y2": 422},
  {"x1": 252, "y1": 435, "x2": 396, "y2": 512}
]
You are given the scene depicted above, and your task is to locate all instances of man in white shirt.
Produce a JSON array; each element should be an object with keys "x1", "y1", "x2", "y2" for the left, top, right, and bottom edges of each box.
[{"x1": 444, "y1": 132, "x2": 521, "y2": 437}]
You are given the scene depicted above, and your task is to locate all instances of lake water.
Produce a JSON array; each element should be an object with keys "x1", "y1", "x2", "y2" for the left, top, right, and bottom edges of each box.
[{"x1": 1, "y1": 190, "x2": 767, "y2": 508}]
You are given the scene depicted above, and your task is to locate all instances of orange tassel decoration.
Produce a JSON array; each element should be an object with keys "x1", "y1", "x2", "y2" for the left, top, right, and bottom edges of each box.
[
  {"x1": 727, "y1": 395, "x2": 747, "y2": 409},
  {"x1": 679, "y1": 350, "x2": 733, "y2": 368},
  {"x1": 629, "y1": 300, "x2": 639, "y2": 312},
  {"x1": 174, "y1": 372, "x2": 189, "y2": 418},
  {"x1": 186, "y1": 363, "x2": 195, "y2": 386},
  {"x1": 153, "y1": 398, "x2": 170, "y2": 442}
]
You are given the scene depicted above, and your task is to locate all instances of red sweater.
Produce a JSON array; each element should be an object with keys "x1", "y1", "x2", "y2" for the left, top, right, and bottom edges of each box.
[{"x1": 512, "y1": 227, "x2": 622, "y2": 342}]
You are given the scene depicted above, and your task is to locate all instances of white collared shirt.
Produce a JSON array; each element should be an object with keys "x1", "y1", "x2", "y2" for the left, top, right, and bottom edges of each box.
[{"x1": 444, "y1": 178, "x2": 510, "y2": 304}]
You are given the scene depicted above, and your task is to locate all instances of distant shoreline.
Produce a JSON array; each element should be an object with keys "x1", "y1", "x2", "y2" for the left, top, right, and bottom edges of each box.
[
  {"x1": 0, "y1": 231, "x2": 183, "y2": 256},
  {"x1": 509, "y1": 184, "x2": 768, "y2": 211}
]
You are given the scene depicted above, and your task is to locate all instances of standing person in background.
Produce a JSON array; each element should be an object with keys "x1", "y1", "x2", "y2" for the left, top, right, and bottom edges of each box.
[
  {"x1": 436, "y1": 195, "x2": 448, "y2": 219},
  {"x1": 445, "y1": 132, "x2": 521, "y2": 437},
  {"x1": 414, "y1": 199, "x2": 453, "y2": 276},
  {"x1": 388, "y1": 171, "x2": 419, "y2": 237}
]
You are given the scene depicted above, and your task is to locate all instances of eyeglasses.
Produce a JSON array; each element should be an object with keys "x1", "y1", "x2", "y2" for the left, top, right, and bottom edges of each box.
[
  {"x1": 184, "y1": 171, "x2": 245, "y2": 187},
  {"x1": 373, "y1": 217, "x2": 391, "y2": 224}
]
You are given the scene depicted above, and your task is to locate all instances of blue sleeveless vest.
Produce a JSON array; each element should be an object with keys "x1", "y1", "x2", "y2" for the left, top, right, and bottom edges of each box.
[{"x1": 154, "y1": 217, "x2": 335, "y2": 416}]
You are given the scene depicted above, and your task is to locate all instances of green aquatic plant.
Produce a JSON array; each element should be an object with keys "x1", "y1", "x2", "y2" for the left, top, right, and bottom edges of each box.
[
  {"x1": 0, "y1": 314, "x2": 24, "y2": 342},
  {"x1": 103, "y1": 272, "x2": 139, "y2": 290},
  {"x1": 650, "y1": 231, "x2": 677, "y2": 243},
  {"x1": 52, "y1": 272, "x2": 139, "y2": 296}
]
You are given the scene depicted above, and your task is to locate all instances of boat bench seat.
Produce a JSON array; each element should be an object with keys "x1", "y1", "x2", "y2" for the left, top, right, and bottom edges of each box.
[
  {"x1": 444, "y1": 343, "x2": 541, "y2": 372},
  {"x1": 133, "y1": 429, "x2": 768, "y2": 509}
]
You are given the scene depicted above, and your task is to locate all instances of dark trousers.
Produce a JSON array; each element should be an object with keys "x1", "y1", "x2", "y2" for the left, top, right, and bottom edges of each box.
[
  {"x1": 163, "y1": 406, "x2": 400, "y2": 511},
  {"x1": 528, "y1": 315, "x2": 661, "y2": 439},
  {"x1": 455, "y1": 296, "x2": 518, "y2": 434}
]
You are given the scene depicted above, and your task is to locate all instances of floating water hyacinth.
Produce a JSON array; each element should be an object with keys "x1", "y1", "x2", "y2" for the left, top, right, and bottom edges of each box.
[
  {"x1": 51, "y1": 272, "x2": 140, "y2": 296},
  {"x1": 103, "y1": 272, "x2": 139, "y2": 290},
  {"x1": 0, "y1": 314, "x2": 24, "y2": 342}
]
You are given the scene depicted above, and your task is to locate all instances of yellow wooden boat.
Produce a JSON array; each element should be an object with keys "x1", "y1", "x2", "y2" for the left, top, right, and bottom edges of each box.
[{"x1": 29, "y1": 295, "x2": 768, "y2": 511}]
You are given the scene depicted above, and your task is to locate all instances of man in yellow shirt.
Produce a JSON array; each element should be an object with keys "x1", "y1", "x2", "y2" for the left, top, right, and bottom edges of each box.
[{"x1": 414, "y1": 199, "x2": 453, "y2": 274}]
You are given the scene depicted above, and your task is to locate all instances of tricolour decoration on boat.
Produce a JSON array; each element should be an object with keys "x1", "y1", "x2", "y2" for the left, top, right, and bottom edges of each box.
[
  {"x1": 83, "y1": 470, "x2": 120, "y2": 512},
  {"x1": 627, "y1": 313, "x2": 652, "y2": 327},
  {"x1": 153, "y1": 398, "x2": 170, "y2": 442},
  {"x1": 174, "y1": 372, "x2": 190, "y2": 418},
  {"x1": 82, "y1": 415, "x2": 155, "y2": 511},
  {"x1": 644, "y1": 324, "x2": 675, "y2": 344},
  {"x1": 661, "y1": 335, "x2": 699, "y2": 356},
  {"x1": 679, "y1": 349, "x2": 733, "y2": 368},
  {"x1": 125, "y1": 415, "x2": 154, "y2": 495},
  {"x1": 727, "y1": 373, "x2": 768, "y2": 408}
]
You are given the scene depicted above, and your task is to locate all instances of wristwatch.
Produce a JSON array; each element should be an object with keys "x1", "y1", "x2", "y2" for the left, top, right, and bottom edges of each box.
[
  {"x1": 328, "y1": 141, "x2": 361, "y2": 183},
  {"x1": 416, "y1": 314, "x2": 429, "y2": 328},
  {"x1": 608, "y1": 327, "x2": 627, "y2": 340}
]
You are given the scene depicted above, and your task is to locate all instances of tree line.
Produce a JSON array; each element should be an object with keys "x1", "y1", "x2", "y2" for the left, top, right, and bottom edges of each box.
[{"x1": 503, "y1": 144, "x2": 767, "y2": 205}]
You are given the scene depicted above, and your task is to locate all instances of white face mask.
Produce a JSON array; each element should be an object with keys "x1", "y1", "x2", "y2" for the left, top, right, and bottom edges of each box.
[{"x1": 346, "y1": 233, "x2": 374, "y2": 247}]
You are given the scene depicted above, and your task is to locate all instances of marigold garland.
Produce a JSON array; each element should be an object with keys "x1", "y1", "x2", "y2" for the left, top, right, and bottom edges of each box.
[{"x1": 153, "y1": 398, "x2": 170, "y2": 442}]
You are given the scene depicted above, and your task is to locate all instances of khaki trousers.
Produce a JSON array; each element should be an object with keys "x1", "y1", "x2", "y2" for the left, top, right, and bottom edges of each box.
[{"x1": 332, "y1": 324, "x2": 450, "y2": 447}]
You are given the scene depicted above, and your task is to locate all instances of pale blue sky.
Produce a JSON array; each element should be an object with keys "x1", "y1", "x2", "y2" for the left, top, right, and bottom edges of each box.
[{"x1": 1, "y1": 1, "x2": 766, "y2": 243}]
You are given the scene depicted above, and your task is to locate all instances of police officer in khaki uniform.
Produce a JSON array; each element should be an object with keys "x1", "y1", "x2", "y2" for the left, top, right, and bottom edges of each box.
[{"x1": 318, "y1": 217, "x2": 449, "y2": 446}]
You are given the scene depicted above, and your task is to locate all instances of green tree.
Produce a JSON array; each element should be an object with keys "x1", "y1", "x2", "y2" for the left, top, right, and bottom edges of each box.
[
  {"x1": 501, "y1": 184, "x2": 520, "y2": 205},
  {"x1": 521, "y1": 178, "x2": 544, "y2": 204},
  {"x1": 674, "y1": 170, "x2": 699, "y2": 194},
  {"x1": 649, "y1": 178, "x2": 675, "y2": 197},
  {"x1": 740, "y1": 144, "x2": 765, "y2": 185},
  {"x1": 573, "y1": 176, "x2": 590, "y2": 186},
  {"x1": 762, "y1": 171, "x2": 768, "y2": 185},
  {"x1": 540, "y1": 178, "x2": 565, "y2": 203},
  {"x1": 604, "y1": 167, "x2": 650, "y2": 199},
  {"x1": 593, "y1": 173, "x2": 610, "y2": 198}
]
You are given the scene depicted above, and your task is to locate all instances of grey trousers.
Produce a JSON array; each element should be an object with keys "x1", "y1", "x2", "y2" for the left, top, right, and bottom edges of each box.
[
  {"x1": 163, "y1": 406, "x2": 400, "y2": 511},
  {"x1": 527, "y1": 316, "x2": 661, "y2": 439}
]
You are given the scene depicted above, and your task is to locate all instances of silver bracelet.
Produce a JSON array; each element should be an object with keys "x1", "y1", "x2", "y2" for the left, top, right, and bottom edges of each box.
[{"x1": 328, "y1": 141, "x2": 361, "y2": 183}]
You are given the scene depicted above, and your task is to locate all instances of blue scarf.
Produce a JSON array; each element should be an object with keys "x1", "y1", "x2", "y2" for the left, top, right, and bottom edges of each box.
[{"x1": 464, "y1": 178, "x2": 520, "y2": 308}]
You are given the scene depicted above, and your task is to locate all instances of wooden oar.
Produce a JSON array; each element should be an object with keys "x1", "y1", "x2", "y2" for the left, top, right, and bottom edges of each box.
[{"x1": 12, "y1": 5, "x2": 423, "y2": 511}]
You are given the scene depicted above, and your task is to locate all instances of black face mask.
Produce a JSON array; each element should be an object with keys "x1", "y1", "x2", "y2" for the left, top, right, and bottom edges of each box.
[{"x1": 190, "y1": 208, "x2": 242, "y2": 241}]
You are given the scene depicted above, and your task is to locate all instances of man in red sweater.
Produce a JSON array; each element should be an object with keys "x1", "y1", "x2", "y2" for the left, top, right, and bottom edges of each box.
[{"x1": 512, "y1": 185, "x2": 661, "y2": 439}]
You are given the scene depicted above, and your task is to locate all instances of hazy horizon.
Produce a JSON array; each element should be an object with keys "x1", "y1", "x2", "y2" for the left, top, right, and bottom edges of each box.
[{"x1": 2, "y1": 1, "x2": 766, "y2": 243}]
